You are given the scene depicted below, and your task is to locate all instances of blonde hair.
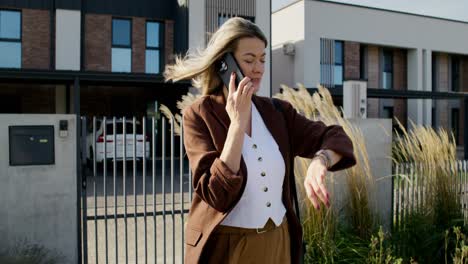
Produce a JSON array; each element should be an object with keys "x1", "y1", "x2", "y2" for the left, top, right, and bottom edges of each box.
[{"x1": 164, "y1": 17, "x2": 267, "y2": 95}]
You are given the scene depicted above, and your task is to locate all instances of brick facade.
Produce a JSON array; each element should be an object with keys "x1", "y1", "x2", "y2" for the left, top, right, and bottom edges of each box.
[
  {"x1": 393, "y1": 49, "x2": 407, "y2": 128},
  {"x1": 85, "y1": 14, "x2": 111, "y2": 71},
  {"x1": 435, "y1": 53, "x2": 449, "y2": 130},
  {"x1": 84, "y1": 14, "x2": 173, "y2": 73},
  {"x1": 132, "y1": 17, "x2": 146, "y2": 73},
  {"x1": 22, "y1": 9, "x2": 50, "y2": 69},
  {"x1": 344, "y1": 41, "x2": 360, "y2": 80},
  {"x1": 366, "y1": 45, "x2": 380, "y2": 118},
  {"x1": 165, "y1": 20, "x2": 175, "y2": 65}
]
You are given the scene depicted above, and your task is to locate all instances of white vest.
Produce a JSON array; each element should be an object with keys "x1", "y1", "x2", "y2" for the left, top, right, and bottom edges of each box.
[{"x1": 221, "y1": 103, "x2": 287, "y2": 228}]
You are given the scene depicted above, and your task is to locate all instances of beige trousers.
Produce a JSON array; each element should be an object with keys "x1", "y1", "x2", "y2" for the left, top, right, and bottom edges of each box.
[{"x1": 200, "y1": 217, "x2": 291, "y2": 264}]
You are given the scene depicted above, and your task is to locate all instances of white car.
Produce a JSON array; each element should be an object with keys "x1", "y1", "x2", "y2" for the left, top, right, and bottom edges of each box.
[{"x1": 86, "y1": 119, "x2": 150, "y2": 163}]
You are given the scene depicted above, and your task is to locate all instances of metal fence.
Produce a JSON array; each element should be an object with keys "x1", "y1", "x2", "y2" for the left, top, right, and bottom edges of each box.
[
  {"x1": 80, "y1": 116, "x2": 192, "y2": 264},
  {"x1": 392, "y1": 160, "x2": 468, "y2": 232}
]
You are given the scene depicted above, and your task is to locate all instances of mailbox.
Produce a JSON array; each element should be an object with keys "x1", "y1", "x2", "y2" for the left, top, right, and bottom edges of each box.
[{"x1": 9, "y1": 126, "x2": 55, "y2": 166}]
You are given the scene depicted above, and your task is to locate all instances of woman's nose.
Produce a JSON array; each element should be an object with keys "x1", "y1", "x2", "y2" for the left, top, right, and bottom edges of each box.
[{"x1": 253, "y1": 61, "x2": 264, "y2": 74}]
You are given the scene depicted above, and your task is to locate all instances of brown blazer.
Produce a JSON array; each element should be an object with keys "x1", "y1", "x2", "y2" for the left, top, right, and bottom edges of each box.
[{"x1": 182, "y1": 89, "x2": 356, "y2": 264}]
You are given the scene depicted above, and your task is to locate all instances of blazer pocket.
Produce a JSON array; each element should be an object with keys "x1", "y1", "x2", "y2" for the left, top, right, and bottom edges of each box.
[{"x1": 185, "y1": 227, "x2": 202, "y2": 247}]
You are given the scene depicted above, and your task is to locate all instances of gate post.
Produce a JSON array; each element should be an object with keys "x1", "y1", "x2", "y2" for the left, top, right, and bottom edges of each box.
[{"x1": 464, "y1": 96, "x2": 468, "y2": 160}]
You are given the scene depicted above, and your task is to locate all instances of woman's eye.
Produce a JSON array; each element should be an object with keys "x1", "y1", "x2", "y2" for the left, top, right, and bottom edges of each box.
[{"x1": 245, "y1": 61, "x2": 254, "y2": 64}]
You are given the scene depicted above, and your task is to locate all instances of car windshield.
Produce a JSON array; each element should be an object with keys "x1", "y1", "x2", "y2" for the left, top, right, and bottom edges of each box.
[{"x1": 105, "y1": 123, "x2": 143, "y2": 134}]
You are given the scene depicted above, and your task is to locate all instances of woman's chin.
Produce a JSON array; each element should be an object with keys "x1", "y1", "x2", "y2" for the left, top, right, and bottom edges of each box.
[{"x1": 252, "y1": 86, "x2": 260, "y2": 94}]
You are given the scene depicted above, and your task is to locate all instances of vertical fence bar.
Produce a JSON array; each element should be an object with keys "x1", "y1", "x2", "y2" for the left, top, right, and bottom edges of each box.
[
  {"x1": 103, "y1": 117, "x2": 108, "y2": 264},
  {"x1": 162, "y1": 117, "x2": 167, "y2": 264},
  {"x1": 171, "y1": 117, "x2": 175, "y2": 263},
  {"x1": 143, "y1": 117, "x2": 148, "y2": 264},
  {"x1": 152, "y1": 117, "x2": 157, "y2": 263},
  {"x1": 122, "y1": 117, "x2": 128, "y2": 264},
  {"x1": 81, "y1": 117, "x2": 88, "y2": 264},
  {"x1": 460, "y1": 161, "x2": 462, "y2": 222},
  {"x1": 419, "y1": 162, "x2": 423, "y2": 211},
  {"x1": 397, "y1": 164, "x2": 402, "y2": 230},
  {"x1": 394, "y1": 164, "x2": 397, "y2": 231},
  {"x1": 464, "y1": 161, "x2": 467, "y2": 224},
  {"x1": 180, "y1": 119, "x2": 185, "y2": 263},
  {"x1": 93, "y1": 117, "x2": 98, "y2": 264},
  {"x1": 411, "y1": 163, "x2": 416, "y2": 215},
  {"x1": 133, "y1": 117, "x2": 138, "y2": 264},
  {"x1": 113, "y1": 117, "x2": 118, "y2": 264}
]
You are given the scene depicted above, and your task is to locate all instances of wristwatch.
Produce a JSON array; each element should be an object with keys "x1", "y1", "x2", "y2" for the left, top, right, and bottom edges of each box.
[{"x1": 314, "y1": 149, "x2": 331, "y2": 169}]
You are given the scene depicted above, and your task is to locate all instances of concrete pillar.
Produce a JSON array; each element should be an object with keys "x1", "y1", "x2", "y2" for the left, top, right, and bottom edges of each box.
[
  {"x1": 407, "y1": 48, "x2": 424, "y2": 126},
  {"x1": 423, "y1": 49, "x2": 432, "y2": 126},
  {"x1": 255, "y1": 0, "x2": 271, "y2": 97},
  {"x1": 55, "y1": 85, "x2": 66, "y2": 114}
]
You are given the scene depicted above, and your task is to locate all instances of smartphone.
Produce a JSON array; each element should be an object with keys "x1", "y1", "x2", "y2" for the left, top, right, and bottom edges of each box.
[{"x1": 216, "y1": 52, "x2": 245, "y2": 89}]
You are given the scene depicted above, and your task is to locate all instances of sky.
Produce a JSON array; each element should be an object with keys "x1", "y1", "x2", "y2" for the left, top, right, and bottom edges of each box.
[{"x1": 272, "y1": 0, "x2": 468, "y2": 23}]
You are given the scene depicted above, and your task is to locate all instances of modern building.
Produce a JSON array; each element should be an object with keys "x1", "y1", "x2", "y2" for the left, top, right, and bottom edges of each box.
[
  {"x1": 272, "y1": 0, "x2": 468, "y2": 155},
  {"x1": 0, "y1": 0, "x2": 271, "y2": 117},
  {"x1": 0, "y1": 0, "x2": 189, "y2": 117}
]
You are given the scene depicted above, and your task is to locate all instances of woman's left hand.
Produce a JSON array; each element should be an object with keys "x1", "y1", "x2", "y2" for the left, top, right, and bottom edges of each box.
[{"x1": 304, "y1": 159, "x2": 330, "y2": 210}]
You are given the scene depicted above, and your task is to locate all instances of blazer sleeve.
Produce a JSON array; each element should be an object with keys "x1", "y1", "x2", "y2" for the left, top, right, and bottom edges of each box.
[
  {"x1": 279, "y1": 99, "x2": 356, "y2": 172},
  {"x1": 182, "y1": 105, "x2": 244, "y2": 213}
]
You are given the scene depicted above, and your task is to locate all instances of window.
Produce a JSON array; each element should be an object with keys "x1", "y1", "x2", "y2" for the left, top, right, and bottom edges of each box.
[
  {"x1": 218, "y1": 14, "x2": 254, "y2": 27},
  {"x1": 382, "y1": 49, "x2": 393, "y2": 89},
  {"x1": 145, "y1": 21, "x2": 163, "y2": 74},
  {"x1": 334, "y1": 41, "x2": 343, "y2": 86},
  {"x1": 382, "y1": 106, "x2": 394, "y2": 119},
  {"x1": 451, "y1": 108, "x2": 459, "y2": 144},
  {"x1": 451, "y1": 56, "x2": 460, "y2": 92},
  {"x1": 112, "y1": 18, "x2": 131, "y2": 72},
  {"x1": 0, "y1": 10, "x2": 21, "y2": 68},
  {"x1": 432, "y1": 54, "x2": 437, "y2": 91},
  {"x1": 320, "y1": 39, "x2": 343, "y2": 87},
  {"x1": 360, "y1": 45, "x2": 367, "y2": 80}
]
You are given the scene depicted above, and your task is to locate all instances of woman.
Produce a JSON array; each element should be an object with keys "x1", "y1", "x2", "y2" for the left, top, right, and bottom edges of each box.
[{"x1": 164, "y1": 17, "x2": 356, "y2": 264}]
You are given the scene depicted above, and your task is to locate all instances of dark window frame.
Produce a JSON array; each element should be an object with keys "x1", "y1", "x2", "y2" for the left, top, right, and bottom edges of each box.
[
  {"x1": 145, "y1": 20, "x2": 165, "y2": 74},
  {"x1": 334, "y1": 40, "x2": 344, "y2": 86},
  {"x1": 111, "y1": 17, "x2": 132, "y2": 72},
  {"x1": 0, "y1": 9, "x2": 22, "y2": 69},
  {"x1": 0, "y1": 9, "x2": 22, "y2": 42},
  {"x1": 451, "y1": 56, "x2": 460, "y2": 92},
  {"x1": 360, "y1": 45, "x2": 367, "y2": 80},
  {"x1": 382, "y1": 49, "x2": 393, "y2": 89},
  {"x1": 111, "y1": 17, "x2": 132, "y2": 48}
]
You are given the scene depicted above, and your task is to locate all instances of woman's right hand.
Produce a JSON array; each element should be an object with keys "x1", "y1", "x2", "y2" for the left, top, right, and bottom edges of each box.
[{"x1": 225, "y1": 72, "x2": 254, "y2": 130}]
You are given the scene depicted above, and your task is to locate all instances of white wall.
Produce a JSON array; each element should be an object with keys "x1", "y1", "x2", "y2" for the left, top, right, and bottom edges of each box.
[
  {"x1": 273, "y1": 0, "x2": 468, "y2": 87},
  {"x1": 55, "y1": 9, "x2": 81, "y2": 71},
  {"x1": 256, "y1": 0, "x2": 272, "y2": 97},
  {"x1": 272, "y1": 1, "x2": 305, "y2": 90},
  {"x1": 271, "y1": 1, "x2": 304, "y2": 47},
  {"x1": 0, "y1": 115, "x2": 77, "y2": 264},
  {"x1": 305, "y1": 0, "x2": 468, "y2": 87},
  {"x1": 188, "y1": 0, "x2": 205, "y2": 52}
]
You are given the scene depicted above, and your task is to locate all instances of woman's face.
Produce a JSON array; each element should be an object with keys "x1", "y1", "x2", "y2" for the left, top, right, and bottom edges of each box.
[{"x1": 233, "y1": 37, "x2": 266, "y2": 94}]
